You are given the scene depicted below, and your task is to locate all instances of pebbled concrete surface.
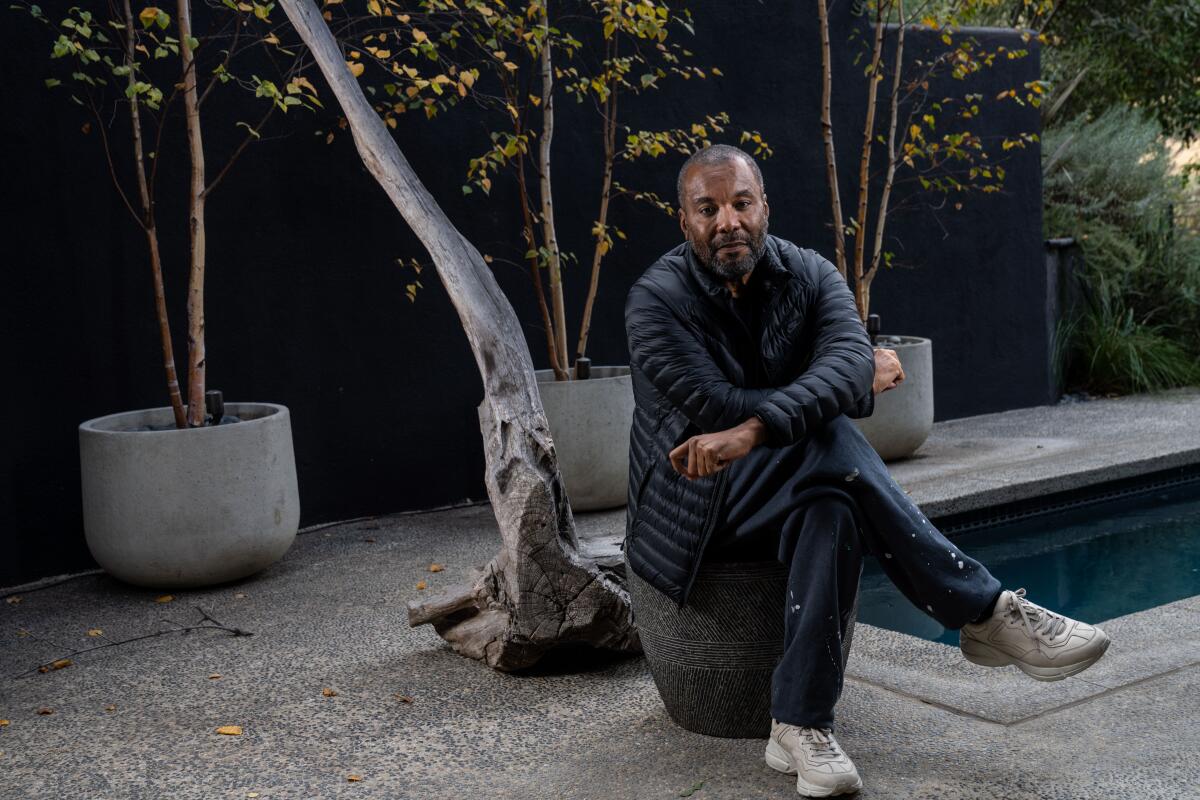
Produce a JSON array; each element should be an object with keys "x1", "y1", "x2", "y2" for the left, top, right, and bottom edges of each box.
[
  {"x1": 889, "y1": 387, "x2": 1200, "y2": 516},
  {"x1": 2, "y1": 390, "x2": 1200, "y2": 799}
]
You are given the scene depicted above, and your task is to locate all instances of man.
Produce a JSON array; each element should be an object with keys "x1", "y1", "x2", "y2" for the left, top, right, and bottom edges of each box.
[{"x1": 622, "y1": 145, "x2": 1110, "y2": 798}]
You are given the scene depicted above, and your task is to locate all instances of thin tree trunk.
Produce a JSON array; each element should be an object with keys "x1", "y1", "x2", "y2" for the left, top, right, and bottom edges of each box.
[
  {"x1": 866, "y1": 0, "x2": 906, "y2": 316},
  {"x1": 515, "y1": 118, "x2": 568, "y2": 381},
  {"x1": 278, "y1": 0, "x2": 639, "y2": 671},
  {"x1": 178, "y1": 0, "x2": 207, "y2": 426},
  {"x1": 816, "y1": 0, "x2": 848, "y2": 278},
  {"x1": 575, "y1": 36, "x2": 618, "y2": 368},
  {"x1": 124, "y1": 0, "x2": 186, "y2": 429},
  {"x1": 852, "y1": 0, "x2": 888, "y2": 322},
  {"x1": 538, "y1": 6, "x2": 569, "y2": 378}
]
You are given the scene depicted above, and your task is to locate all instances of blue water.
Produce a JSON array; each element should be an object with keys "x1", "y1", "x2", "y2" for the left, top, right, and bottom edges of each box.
[{"x1": 856, "y1": 483, "x2": 1200, "y2": 645}]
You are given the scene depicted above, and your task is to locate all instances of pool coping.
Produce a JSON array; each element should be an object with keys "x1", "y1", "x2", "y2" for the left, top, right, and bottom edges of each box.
[
  {"x1": 846, "y1": 593, "x2": 1200, "y2": 725},
  {"x1": 888, "y1": 387, "x2": 1200, "y2": 518}
]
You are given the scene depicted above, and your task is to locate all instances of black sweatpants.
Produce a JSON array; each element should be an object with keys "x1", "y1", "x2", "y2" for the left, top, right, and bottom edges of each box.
[{"x1": 704, "y1": 415, "x2": 1002, "y2": 730}]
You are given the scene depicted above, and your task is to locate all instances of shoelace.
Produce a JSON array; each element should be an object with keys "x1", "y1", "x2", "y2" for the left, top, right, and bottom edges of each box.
[
  {"x1": 1006, "y1": 588, "x2": 1068, "y2": 640},
  {"x1": 797, "y1": 727, "x2": 843, "y2": 762}
]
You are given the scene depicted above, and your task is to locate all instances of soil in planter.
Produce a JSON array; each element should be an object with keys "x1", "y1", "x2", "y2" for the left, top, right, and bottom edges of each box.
[{"x1": 135, "y1": 415, "x2": 244, "y2": 432}]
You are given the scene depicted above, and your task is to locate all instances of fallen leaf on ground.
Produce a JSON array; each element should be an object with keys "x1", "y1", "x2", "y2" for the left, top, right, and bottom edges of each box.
[
  {"x1": 104, "y1": 705, "x2": 116, "y2": 712},
  {"x1": 16, "y1": 629, "x2": 29, "y2": 637},
  {"x1": 394, "y1": 694, "x2": 414, "y2": 703},
  {"x1": 0, "y1": 720, "x2": 9, "y2": 726},
  {"x1": 247, "y1": 794, "x2": 260, "y2": 798},
  {"x1": 216, "y1": 725, "x2": 243, "y2": 735},
  {"x1": 322, "y1": 688, "x2": 338, "y2": 697},
  {"x1": 36, "y1": 708, "x2": 53, "y2": 716},
  {"x1": 347, "y1": 775, "x2": 363, "y2": 782},
  {"x1": 5, "y1": 596, "x2": 20, "y2": 605},
  {"x1": 429, "y1": 563, "x2": 444, "y2": 572},
  {"x1": 679, "y1": 779, "x2": 706, "y2": 797},
  {"x1": 50, "y1": 659, "x2": 72, "y2": 670},
  {"x1": 234, "y1": 593, "x2": 247, "y2": 599},
  {"x1": 87, "y1": 629, "x2": 103, "y2": 637},
  {"x1": 154, "y1": 595, "x2": 174, "y2": 604},
  {"x1": 208, "y1": 674, "x2": 222, "y2": 680},
  {"x1": 415, "y1": 581, "x2": 427, "y2": 590}
]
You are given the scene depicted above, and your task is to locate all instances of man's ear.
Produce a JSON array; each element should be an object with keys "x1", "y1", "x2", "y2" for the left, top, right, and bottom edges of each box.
[
  {"x1": 678, "y1": 208, "x2": 688, "y2": 239},
  {"x1": 763, "y1": 192, "x2": 770, "y2": 220}
]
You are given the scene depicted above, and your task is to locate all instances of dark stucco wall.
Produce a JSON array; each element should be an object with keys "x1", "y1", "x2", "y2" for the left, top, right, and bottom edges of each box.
[{"x1": 0, "y1": 2, "x2": 1046, "y2": 586}]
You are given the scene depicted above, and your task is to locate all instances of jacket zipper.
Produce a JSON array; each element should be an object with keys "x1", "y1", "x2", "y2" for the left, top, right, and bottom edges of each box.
[{"x1": 677, "y1": 466, "x2": 731, "y2": 608}]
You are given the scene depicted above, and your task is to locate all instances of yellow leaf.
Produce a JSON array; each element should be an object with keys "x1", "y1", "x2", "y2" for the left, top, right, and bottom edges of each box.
[
  {"x1": 529, "y1": 94, "x2": 540, "y2": 106},
  {"x1": 216, "y1": 725, "x2": 243, "y2": 735},
  {"x1": 386, "y1": 117, "x2": 397, "y2": 129},
  {"x1": 347, "y1": 775, "x2": 363, "y2": 782},
  {"x1": 248, "y1": 794, "x2": 260, "y2": 798},
  {"x1": 138, "y1": 7, "x2": 160, "y2": 27},
  {"x1": 347, "y1": 61, "x2": 365, "y2": 78},
  {"x1": 429, "y1": 563, "x2": 444, "y2": 572},
  {"x1": 394, "y1": 694, "x2": 415, "y2": 703},
  {"x1": 415, "y1": 580, "x2": 427, "y2": 590},
  {"x1": 502, "y1": 61, "x2": 518, "y2": 72},
  {"x1": 460, "y1": 70, "x2": 475, "y2": 88},
  {"x1": 87, "y1": 629, "x2": 103, "y2": 637},
  {"x1": 50, "y1": 659, "x2": 72, "y2": 671},
  {"x1": 367, "y1": 0, "x2": 381, "y2": 13},
  {"x1": 264, "y1": 33, "x2": 280, "y2": 45},
  {"x1": 104, "y1": 705, "x2": 117, "y2": 712},
  {"x1": 154, "y1": 594, "x2": 174, "y2": 604},
  {"x1": 36, "y1": 707, "x2": 53, "y2": 716},
  {"x1": 208, "y1": 673, "x2": 222, "y2": 680},
  {"x1": 322, "y1": 688, "x2": 339, "y2": 697},
  {"x1": 480, "y1": 177, "x2": 492, "y2": 193},
  {"x1": 457, "y1": 82, "x2": 467, "y2": 97},
  {"x1": 0, "y1": 720, "x2": 8, "y2": 727},
  {"x1": 412, "y1": 28, "x2": 428, "y2": 43}
]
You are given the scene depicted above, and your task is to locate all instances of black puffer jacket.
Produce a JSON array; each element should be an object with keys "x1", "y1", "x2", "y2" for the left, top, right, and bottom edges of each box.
[{"x1": 623, "y1": 234, "x2": 876, "y2": 608}]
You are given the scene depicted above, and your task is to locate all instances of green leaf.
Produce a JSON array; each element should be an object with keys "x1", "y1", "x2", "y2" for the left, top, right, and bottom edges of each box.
[{"x1": 43, "y1": 77, "x2": 61, "y2": 88}]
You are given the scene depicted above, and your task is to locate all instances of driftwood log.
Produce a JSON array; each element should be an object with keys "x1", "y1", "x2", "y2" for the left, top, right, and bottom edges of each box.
[{"x1": 280, "y1": 0, "x2": 640, "y2": 671}]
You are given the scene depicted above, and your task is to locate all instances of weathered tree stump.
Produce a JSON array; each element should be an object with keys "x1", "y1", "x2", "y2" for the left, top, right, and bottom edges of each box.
[{"x1": 280, "y1": 0, "x2": 640, "y2": 671}]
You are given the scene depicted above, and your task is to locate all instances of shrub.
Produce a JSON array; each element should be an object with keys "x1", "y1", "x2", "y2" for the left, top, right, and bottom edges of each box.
[{"x1": 1044, "y1": 106, "x2": 1200, "y2": 393}]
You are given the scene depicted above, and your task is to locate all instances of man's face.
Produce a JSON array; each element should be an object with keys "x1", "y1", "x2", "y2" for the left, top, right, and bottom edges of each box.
[{"x1": 678, "y1": 157, "x2": 770, "y2": 282}]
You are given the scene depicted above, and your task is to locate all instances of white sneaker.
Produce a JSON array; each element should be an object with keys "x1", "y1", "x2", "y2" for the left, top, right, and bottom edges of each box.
[
  {"x1": 765, "y1": 719, "x2": 862, "y2": 797},
  {"x1": 960, "y1": 588, "x2": 1111, "y2": 681}
]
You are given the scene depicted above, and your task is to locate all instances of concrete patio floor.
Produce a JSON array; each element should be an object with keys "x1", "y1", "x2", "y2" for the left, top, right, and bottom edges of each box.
[{"x1": 3, "y1": 388, "x2": 1199, "y2": 799}]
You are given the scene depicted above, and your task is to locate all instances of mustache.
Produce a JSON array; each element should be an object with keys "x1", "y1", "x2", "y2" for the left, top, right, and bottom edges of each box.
[{"x1": 712, "y1": 233, "x2": 752, "y2": 248}]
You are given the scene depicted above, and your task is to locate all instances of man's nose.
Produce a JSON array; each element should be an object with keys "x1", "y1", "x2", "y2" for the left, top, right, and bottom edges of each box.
[{"x1": 715, "y1": 204, "x2": 742, "y2": 233}]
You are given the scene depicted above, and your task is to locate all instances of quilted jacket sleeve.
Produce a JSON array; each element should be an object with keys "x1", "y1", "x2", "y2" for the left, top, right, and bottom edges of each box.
[
  {"x1": 750, "y1": 252, "x2": 876, "y2": 446},
  {"x1": 625, "y1": 281, "x2": 771, "y2": 434}
]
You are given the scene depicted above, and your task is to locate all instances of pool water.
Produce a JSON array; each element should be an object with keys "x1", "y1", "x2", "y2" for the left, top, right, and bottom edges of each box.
[{"x1": 856, "y1": 482, "x2": 1200, "y2": 645}]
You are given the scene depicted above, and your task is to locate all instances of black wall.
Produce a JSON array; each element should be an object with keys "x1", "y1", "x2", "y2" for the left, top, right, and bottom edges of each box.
[{"x1": 0, "y1": 2, "x2": 1047, "y2": 586}]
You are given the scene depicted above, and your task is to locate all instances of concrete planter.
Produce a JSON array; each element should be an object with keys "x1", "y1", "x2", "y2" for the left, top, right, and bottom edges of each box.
[
  {"x1": 851, "y1": 336, "x2": 934, "y2": 461},
  {"x1": 79, "y1": 403, "x2": 300, "y2": 588},
  {"x1": 532, "y1": 366, "x2": 634, "y2": 511}
]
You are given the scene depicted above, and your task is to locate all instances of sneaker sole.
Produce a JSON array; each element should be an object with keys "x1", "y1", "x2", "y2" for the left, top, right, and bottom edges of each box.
[
  {"x1": 961, "y1": 633, "x2": 1111, "y2": 681},
  {"x1": 765, "y1": 739, "x2": 864, "y2": 797}
]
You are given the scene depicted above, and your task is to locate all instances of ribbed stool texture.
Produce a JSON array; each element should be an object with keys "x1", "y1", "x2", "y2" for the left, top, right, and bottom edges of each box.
[{"x1": 626, "y1": 554, "x2": 856, "y2": 738}]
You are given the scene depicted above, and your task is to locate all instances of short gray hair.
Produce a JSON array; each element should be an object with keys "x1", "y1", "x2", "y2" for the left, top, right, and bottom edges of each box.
[{"x1": 676, "y1": 144, "x2": 765, "y2": 210}]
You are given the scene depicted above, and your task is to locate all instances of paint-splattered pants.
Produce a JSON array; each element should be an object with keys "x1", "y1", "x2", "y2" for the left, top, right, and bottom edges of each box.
[{"x1": 704, "y1": 414, "x2": 1002, "y2": 730}]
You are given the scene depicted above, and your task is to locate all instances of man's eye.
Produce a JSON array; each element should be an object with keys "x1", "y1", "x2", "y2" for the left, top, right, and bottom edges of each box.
[
  {"x1": 736, "y1": 201, "x2": 751, "y2": 209},
  {"x1": 700, "y1": 207, "x2": 715, "y2": 215}
]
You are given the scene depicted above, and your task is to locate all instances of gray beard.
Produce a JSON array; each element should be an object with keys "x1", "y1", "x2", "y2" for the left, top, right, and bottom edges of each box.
[{"x1": 694, "y1": 222, "x2": 769, "y2": 281}]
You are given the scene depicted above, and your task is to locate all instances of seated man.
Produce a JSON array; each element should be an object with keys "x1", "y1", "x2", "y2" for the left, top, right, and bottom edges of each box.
[{"x1": 622, "y1": 144, "x2": 1110, "y2": 798}]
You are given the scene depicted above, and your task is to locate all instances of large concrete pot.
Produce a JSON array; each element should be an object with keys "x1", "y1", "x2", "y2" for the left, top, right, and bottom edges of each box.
[
  {"x1": 79, "y1": 402, "x2": 300, "y2": 588},
  {"x1": 532, "y1": 366, "x2": 634, "y2": 511},
  {"x1": 851, "y1": 336, "x2": 934, "y2": 461}
]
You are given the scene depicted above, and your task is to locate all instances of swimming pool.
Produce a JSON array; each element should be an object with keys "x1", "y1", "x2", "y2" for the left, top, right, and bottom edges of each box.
[{"x1": 856, "y1": 473, "x2": 1200, "y2": 645}]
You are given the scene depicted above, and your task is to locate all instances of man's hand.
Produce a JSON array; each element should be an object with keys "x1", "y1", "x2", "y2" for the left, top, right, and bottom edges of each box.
[
  {"x1": 873, "y1": 347, "x2": 905, "y2": 394},
  {"x1": 669, "y1": 417, "x2": 767, "y2": 480}
]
